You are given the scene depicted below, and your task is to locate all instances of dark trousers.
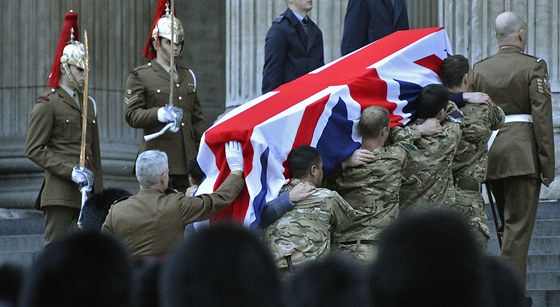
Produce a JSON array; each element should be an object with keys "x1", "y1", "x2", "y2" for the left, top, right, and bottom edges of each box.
[
  {"x1": 43, "y1": 205, "x2": 80, "y2": 246},
  {"x1": 488, "y1": 175, "x2": 540, "y2": 288}
]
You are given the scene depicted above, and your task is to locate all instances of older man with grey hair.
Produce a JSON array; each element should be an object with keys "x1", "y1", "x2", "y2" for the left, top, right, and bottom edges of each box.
[{"x1": 102, "y1": 142, "x2": 245, "y2": 258}]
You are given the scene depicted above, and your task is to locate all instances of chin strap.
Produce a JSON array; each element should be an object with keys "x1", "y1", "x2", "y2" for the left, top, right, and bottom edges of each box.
[{"x1": 61, "y1": 62, "x2": 83, "y2": 92}]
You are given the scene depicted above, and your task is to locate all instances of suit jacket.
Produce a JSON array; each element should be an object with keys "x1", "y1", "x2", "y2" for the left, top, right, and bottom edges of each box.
[
  {"x1": 102, "y1": 173, "x2": 245, "y2": 257},
  {"x1": 341, "y1": 0, "x2": 409, "y2": 55},
  {"x1": 25, "y1": 88, "x2": 103, "y2": 209},
  {"x1": 125, "y1": 60, "x2": 206, "y2": 175},
  {"x1": 470, "y1": 46, "x2": 555, "y2": 180},
  {"x1": 262, "y1": 8, "x2": 324, "y2": 94}
]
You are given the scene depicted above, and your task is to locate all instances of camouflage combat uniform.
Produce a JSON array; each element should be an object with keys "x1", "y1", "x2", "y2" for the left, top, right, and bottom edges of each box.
[
  {"x1": 396, "y1": 104, "x2": 463, "y2": 211},
  {"x1": 263, "y1": 179, "x2": 354, "y2": 272},
  {"x1": 452, "y1": 103, "x2": 504, "y2": 250},
  {"x1": 332, "y1": 142, "x2": 416, "y2": 262}
]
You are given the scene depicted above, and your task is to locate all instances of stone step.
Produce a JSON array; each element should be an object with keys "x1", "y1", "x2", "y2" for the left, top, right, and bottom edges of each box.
[
  {"x1": 0, "y1": 217, "x2": 44, "y2": 236},
  {"x1": 527, "y1": 255, "x2": 560, "y2": 272},
  {"x1": 0, "y1": 234, "x2": 44, "y2": 252},
  {"x1": 488, "y1": 236, "x2": 560, "y2": 255},
  {"x1": 0, "y1": 250, "x2": 41, "y2": 267},
  {"x1": 526, "y1": 289, "x2": 560, "y2": 307},
  {"x1": 527, "y1": 272, "x2": 560, "y2": 291},
  {"x1": 488, "y1": 219, "x2": 560, "y2": 238}
]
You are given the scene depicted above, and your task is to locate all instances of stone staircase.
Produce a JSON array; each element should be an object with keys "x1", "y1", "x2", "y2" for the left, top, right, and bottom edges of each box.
[
  {"x1": 0, "y1": 209, "x2": 44, "y2": 267},
  {"x1": 487, "y1": 200, "x2": 560, "y2": 307}
]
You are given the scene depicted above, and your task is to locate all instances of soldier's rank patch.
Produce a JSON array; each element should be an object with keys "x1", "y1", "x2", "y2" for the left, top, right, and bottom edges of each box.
[
  {"x1": 124, "y1": 95, "x2": 139, "y2": 105},
  {"x1": 536, "y1": 78, "x2": 551, "y2": 96},
  {"x1": 127, "y1": 89, "x2": 132, "y2": 95}
]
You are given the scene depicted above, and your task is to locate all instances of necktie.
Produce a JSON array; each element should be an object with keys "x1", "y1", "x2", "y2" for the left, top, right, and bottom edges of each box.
[
  {"x1": 301, "y1": 18, "x2": 309, "y2": 34},
  {"x1": 73, "y1": 91, "x2": 81, "y2": 108}
]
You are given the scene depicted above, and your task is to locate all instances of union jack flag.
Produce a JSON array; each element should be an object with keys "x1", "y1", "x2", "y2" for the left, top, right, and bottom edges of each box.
[{"x1": 196, "y1": 27, "x2": 452, "y2": 228}]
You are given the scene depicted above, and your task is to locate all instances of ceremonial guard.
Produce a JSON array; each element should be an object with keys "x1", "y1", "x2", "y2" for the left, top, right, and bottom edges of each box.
[
  {"x1": 25, "y1": 11, "x2": 102, "y2": 245},
  {"x1": 125, "y1": 0, "x2": 205, "y2": 191}
]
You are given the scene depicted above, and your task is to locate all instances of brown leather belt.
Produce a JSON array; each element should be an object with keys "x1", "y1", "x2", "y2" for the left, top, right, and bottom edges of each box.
[{"x1": 340, "y1": 239, "x2": 376, "y2": 246}]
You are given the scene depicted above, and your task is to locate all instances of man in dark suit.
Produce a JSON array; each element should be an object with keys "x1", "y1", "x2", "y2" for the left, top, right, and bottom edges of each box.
[
  {"x1": 470, "y1": 12, "x2": 555, "y2": 294},
  {"x1": 262, "y1": 0, "x2": 324, "y2": 94},
  {"x1": 341, "y1": 0, "x2": 409, "y2": 56}
]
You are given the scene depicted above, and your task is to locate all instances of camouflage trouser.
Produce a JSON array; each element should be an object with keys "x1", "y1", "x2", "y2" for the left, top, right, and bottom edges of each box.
[{"x1": 453, "y1": 188, "x2": 490, "y2": 251}]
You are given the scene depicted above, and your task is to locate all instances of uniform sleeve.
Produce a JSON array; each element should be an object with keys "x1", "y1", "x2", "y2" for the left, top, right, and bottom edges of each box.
[
  {"x1": 529, "y1": 60, "x2": 555, "y2": 179},
  {"x1": 488, "y1": 104, "x2": 505, "y2": 130},
  {"x1": 124, "y1": 72, "x2": 160, "y2": 129},
  {"x1": 260, "y1": 192, "x2": 293, "y2": 228},
  {"x1": 191, "y1": 92, "x2": 206, "y2": 144},
  {"x1": 177, "y1": 173, "x2": 245, "y2": 224},
  {"x1": 262, "y1": 25, "x2": 288, "y2": 94},
  {"x1": 389, "y1": 125, "x2": 421, "y2": 145},
  {"x1": 331, "y1": 192, "x2": 354, "y2": 231},
  {"x1": 341, "y1": 0, "x2": 369, "y2": 56},
  {"x1": 25, "y1": 101, "x2": 74, "y2": 180}
]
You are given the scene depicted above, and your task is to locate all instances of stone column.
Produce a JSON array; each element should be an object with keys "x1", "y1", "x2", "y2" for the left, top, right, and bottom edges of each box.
[{"x1": 439, "y1": 0, "x2": 560, "y2": 199}]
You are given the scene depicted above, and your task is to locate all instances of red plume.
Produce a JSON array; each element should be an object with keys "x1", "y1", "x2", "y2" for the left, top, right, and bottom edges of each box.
[
  {"x1": 48, "y1": 11, "x2": 80, "y2": 88},
  {"x1": 142, "y1": 0, "x2": 178, "y2": 59}
]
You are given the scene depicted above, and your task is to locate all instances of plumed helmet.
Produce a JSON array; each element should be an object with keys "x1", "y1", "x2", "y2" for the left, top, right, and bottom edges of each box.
[
  {"x1": 48, "y1": 10, "x2": 85, "y2": 88},
  {"x1": 61, "y1": 35, "x2": 86, "y2": 70},
  {"x1": 143, "y1": 0, "x2": 184, "y2": 59}
]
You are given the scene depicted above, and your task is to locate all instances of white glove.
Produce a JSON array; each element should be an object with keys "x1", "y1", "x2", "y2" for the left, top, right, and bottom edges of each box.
[
  {"x1": 225, "y1": 141, "x2": 244, "y2": 172},
  {"x1": 71, "y1": 166, "x2": 94, "y2": 192},
  {"x1": 157, "y1": 107, "x2": 175, "y2": 123}
]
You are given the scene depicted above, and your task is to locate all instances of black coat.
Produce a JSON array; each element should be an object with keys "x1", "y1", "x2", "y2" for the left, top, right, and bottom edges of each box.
[
  {"x1": 262, "y1": 8, "x2": 324, "y2": 94},
  {"x1": 341, "y1": 0, "x2": 409, "y2": 56}
]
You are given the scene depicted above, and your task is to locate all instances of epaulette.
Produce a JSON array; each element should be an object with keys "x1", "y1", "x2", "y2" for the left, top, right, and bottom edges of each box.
[
  {"x1": 133, "y1": 63, "x2": 152, "y2": 72},
  {"x1": 36, "y1": 90, "x2": 56, "y2": 103},
  {"x1": 272, "y1": 13, "x2": 285, "y2": 24},
  {"x1": 473, "y1": 54, "x2": 496, "y2": 66},
  {"x1": 129, "y1": 69, "x2": 139, "y2": 77},
  {"x1": 112, "y1": 195, "x2": 130, "y2": 205}
]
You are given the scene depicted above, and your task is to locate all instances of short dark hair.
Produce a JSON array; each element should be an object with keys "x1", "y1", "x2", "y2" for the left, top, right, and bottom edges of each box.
[
  {"x1": 414, "y1": 84, "x2": 450, "y2": 119},
  {"x1": 369, "y1": 209, "x2": 484, "y2": 307},
  {"x1": 285, "y1": 254, "x2": 371, "y2": 307},
  {"x1": 161, "y1": 223, "x2": 282, "y2": 307},
  {"x1": 359, "y1": 106, "x2": 390, "y2": 138},
  {"x1": 440, "y1": 55, "x2": 469, "y2": 88},
  {"x1": 288, "y1": 146, "x2": 322, "y2": 179},
  {"x1": 19, "y1": 231, "x2": 133, "y2": 307},
  {"x1": 187, "y1": 157, "x2": 205, "y2": 186}
]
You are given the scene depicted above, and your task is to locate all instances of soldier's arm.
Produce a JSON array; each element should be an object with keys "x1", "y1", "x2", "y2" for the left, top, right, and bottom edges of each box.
[
  {"x1": 124, "y1": 71, "x2": 160, "y2": 129},
  {"x1": 530, "y1": 59, "x2": 555, "y2": 182},
  {"x1": 25, "y1": 101, "x2": 75, "y2": 180},
  {"x1": 260, "y1": 182, "x2": 315, "y2": 227},
  {"x1": 177, "y1": 172, "x2": 245, "y2": 224},
  {"x1": 488, "y1": 103, "x2": 505, "y2": 130},
  {"x1": 191, "y1": 92, "x2": 206, "y2": 144}
]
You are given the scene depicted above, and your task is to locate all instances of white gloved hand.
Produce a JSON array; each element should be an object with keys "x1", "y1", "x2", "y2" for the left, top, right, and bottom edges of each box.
[
  {"x1": 225, "y1": 141, "x2": 244, "y2": 172},
  {"x1": 157, "y1": 107, "x2": 175, "y2": 123},
  {"x1": 71, "y1": 166, "x2": 94, "y2": 192}
]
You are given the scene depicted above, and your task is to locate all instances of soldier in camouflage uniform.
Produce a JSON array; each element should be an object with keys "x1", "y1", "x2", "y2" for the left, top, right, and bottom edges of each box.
[
  {"x1": 333, "y1": 106, "x2": 416, "y2": 262},
  {"x1": 395, "y1": 84, "x2": 462, "y2": 211},
  {"x1": 263, "y1": 146, "x2": 354, "y2": 274},
  {"x1": 440, "y1": 55, "x2": 505, "y2": 250}
]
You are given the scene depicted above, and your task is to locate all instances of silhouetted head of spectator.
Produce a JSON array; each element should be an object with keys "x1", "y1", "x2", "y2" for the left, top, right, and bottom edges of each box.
[
  {"x1": 414, "y1": 84, "x2": 451, "y2": 120},
  {"x1": 161, "y1": 222, "x2": 282, "y2": 307},
  {"x1": 82, "y1": 188, "x2": 132, "y2": 231},
  {"x1": 285, "y1": 254, "x2": 372, "y2": 307},
  {"x1": 187, "y1": 157, "x2": 205, "y2": 186},
  {"x1": 369, "y1": 209, "x2": 484, "y2": 307},
  {"x1": 132, "y1": 259, "x2": 163, "y2": 307},
  {"x1": 0, "y1": 263, "x2": 24, "y2": 307},
  {"x1": 479, "y1": 256, "x2": 525, "y2": 307},
  {"x1": 19, "y1": 231, "x2": 133, "y2": 307}
]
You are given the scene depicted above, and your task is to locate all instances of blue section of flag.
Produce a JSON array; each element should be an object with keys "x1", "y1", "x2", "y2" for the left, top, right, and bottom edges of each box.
[
  {"x1": 397, "y1": 79, "x2": 424, "y2": 115},
  {"x1": 250, "y1": 147, "x2": 270, "y2": 229},
  {"x1": 316, "y1": 97, "x2": 360, "y2": 172}
]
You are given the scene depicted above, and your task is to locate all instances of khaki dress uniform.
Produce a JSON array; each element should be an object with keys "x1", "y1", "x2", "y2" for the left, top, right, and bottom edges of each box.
[
  {"x1": 470, "y1": 46, "x2": 555, "y2": 286},
  {"x1": 102, "y1": 173, "x2": 244, "y2": 257},
  {"x1": 25, "y1": 88, "x2": 103, "y2": 245},
  {"x1": 125, "y1": 60, "x2": 205, "y2": 190}
]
